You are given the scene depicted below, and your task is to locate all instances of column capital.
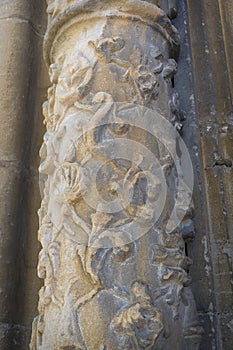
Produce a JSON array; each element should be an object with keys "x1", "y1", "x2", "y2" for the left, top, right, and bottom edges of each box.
[{"x1": 44, "y1": 0, "x2": 179, "y2": 66}]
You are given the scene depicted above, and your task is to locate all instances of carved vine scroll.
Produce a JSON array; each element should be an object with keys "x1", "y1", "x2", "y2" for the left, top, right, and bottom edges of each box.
[{"x1": 31, "y1": 1, "x2": 203, "y2": 349}]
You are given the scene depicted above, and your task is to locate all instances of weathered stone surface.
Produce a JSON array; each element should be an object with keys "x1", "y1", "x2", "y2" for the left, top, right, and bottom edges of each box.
[
  {"x1": 186, "y1": 1, "x2": 233, "y2": 349},
  {"x1": 0, "y1": 1, "x2": 48, "y2": 349},
  {"x1": 0, "y1": 322, "x2": 31, "y2": 350},
  {"x1": 0, "y1": 10, "x2": 33, "y2": 328},
  {"x1": 0, "y1": 0, "x2": 231, "y2": 349},
  {"x1": 31, "y1": 1, "x2": 202, "y2": 349}
]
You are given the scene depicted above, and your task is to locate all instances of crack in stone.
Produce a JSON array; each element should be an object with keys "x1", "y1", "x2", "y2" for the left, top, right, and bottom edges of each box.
[{"x1": 0, "y1": 15, "x2": 45, "y2": 38}]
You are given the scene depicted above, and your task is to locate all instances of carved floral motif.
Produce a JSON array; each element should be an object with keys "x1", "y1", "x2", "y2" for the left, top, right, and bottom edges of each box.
[
  {"x1": 31, "y1": 1, "x2": 202, "y2": 349},
  {"x1": 112, "y1": 282, "x2": 164, "y2": 349}
]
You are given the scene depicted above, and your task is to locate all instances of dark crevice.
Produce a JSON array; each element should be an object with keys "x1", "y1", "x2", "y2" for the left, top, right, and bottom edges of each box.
[
  {"x1": 184, "y1": 242, "x2": 190, "y2": 274},
  {"x1": 213, "y1": 158, "x2": 232, "y2": 168},
  {"x1": 171, "y1": 76, "x2": 175, "y2": 88}
]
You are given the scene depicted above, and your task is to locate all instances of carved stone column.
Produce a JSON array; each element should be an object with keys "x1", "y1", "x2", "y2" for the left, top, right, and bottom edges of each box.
[{"x1": 31, "y1": 1, "x2": 203, "y2": 349}]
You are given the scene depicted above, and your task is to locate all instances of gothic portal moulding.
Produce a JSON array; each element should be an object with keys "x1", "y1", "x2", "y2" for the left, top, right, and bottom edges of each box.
[{"x1": 30, "y1": 1, "x2": 203, "y2": 349}]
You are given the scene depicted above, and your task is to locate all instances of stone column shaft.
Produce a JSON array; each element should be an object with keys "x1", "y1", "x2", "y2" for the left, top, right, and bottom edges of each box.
[
  {"x1": 0, "y1": 1, "x2": 33, "y2": 347},
  {"x1": 31, "y1": 1, "x2": 203, "y2": 349}
]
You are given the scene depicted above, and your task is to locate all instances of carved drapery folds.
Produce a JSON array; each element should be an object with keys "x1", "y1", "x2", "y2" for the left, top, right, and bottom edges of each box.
[{"x1": 31, "y1": 1, "x2": 203, "y2": 349}]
